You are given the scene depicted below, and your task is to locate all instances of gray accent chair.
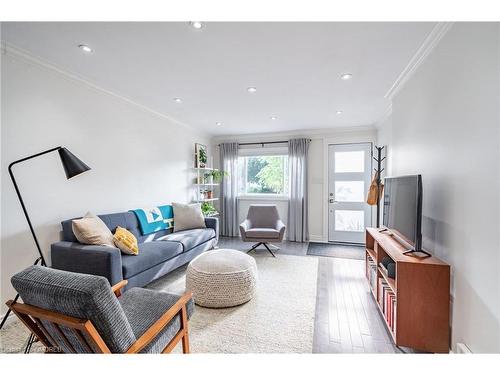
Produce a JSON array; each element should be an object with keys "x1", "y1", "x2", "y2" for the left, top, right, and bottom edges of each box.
[
  {"x1": 51, "y1": 211, "x2": 218, "y2": 290},
  {"x1": 239, "y1": 204, "x2": 286, "y2": 257},
  {"x1": 8, "y1": 265, "x2": 194, "y2": 354}
]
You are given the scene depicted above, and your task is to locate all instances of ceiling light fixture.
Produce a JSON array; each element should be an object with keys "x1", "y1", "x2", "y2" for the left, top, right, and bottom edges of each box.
[
  {"x1": 190, "y1": 21, "x2": 203, "y2": 29},
  {"x1": 340, "y1": 73, "x2": 353, "y2": 80},
  {"x1": 173, "y1": 98, "x2": 183, "y2": 103},
  {"x1": 78, "y1": 44, "x2": 93, "y2": 53},
  {"x1": 336, "y1": 110, "x2": 343, "y2": 115},
  {"x1": 247, "y1": 87, "x2": 257, "y2": 93},
  {"x1": 270, "y1": 116, "x2": 278, "y2": 120},
  {"x1": 216, "y1": 122, "x2": 222, "y2": 126}
]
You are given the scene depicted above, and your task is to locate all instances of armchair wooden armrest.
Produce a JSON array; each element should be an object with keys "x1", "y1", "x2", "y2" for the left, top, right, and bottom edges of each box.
[
  {"x1": 126, "y1": 291, "x2": 193, "y2": 354},
  {"x1": 111, "y1": 280, "x2": 128, "y2": 297}
]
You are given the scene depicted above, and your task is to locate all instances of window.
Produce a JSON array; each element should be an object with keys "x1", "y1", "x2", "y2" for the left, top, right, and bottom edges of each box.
[{"x1": 238, "y1": 154, "x2": 288, "y2": 195}]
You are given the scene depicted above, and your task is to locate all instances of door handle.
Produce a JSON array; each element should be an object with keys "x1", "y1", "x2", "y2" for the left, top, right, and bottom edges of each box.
[{"x1": 329, "y1": 199, "x2": 338, "y2": 204}]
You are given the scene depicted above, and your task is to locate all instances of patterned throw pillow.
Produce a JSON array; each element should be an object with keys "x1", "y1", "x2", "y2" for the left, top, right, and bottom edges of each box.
[{"x1": 113, "y1": 226, "x2": 139, "y2": 255}]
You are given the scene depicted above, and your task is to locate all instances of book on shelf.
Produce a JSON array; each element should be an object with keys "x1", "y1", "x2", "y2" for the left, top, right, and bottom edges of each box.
[
  {"x1": 367, "y1": 254, "x2": 377, "y2": 293},
  {"x1": 377, "y1": 277, "x2": 396, "y2": 333}
]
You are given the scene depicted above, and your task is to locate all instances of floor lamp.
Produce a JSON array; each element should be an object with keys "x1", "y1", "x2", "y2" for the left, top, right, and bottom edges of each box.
[{"x1": 0, "y1": 146, "x2": 90, "y2": 352}]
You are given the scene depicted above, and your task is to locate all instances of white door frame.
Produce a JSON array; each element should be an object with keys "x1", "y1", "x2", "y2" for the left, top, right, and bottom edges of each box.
[{"x1": 325, "y1": 142, "x2": 373, "y2": 244}]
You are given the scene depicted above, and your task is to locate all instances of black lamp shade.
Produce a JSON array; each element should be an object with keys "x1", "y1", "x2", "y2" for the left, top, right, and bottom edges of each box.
[{"x1": 58, "y1": 147, "x2": 91, "y2": 179}]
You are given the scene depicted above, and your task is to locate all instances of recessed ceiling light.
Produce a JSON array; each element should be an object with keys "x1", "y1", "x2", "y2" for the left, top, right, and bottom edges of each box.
[
  {"x1": 78, "y1": 44, "x2": 93, "y2": 53},
  {"x1": 216, "y1": 122, "x2": 222, "y2": 126},
  {"x1": 270, "y1": 116, "x2": 278, "y2": 120},
  {"x1": 247, "y1": 87, "x2": 257, "y2": 93},
  {"x1": 336, "y1": 110, "x2": 343, "y2": 115},
  {"x1": 173, "y1": 98, "x2": 183, "y2": 103},
  {"x1": 190, "y1": 21, "x2": 203, "y2": 29},
  {"x1": 340, "y1": 73, "x2": 353, "y2": 80}
]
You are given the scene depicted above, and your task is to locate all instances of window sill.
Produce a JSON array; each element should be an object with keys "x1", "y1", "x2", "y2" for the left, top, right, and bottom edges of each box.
[{"x1": 237, "y1": 195, "x2": 289, "y2": 201}]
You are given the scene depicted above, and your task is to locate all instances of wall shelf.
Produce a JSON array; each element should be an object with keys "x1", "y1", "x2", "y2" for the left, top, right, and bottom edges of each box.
[
  {"x1": 196, "y1": 198, "x2": 219, "y2": 202},
  {"x1": 193, "y1": 167, "x2": 219, "y2": 171},
  {"x1": 193, "y1": 158, "x2": 220, "y2": 216}
]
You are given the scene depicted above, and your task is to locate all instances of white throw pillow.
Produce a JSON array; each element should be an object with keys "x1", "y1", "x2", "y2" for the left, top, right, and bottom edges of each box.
[
  {"x1": 172, "y1": 202, "x2": 206, "y2": 232},
  {"x1": 72, "y1": 212, "x2": 115, "y2": 247}
]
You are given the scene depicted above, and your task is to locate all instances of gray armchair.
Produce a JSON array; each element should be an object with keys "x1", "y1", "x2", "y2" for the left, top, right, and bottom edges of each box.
[
  {"x1": 8, "y1": 265, "x2": 194, "y2": 353},
  {"x1": 239, "y1": 204, "x2": 286, "y2": 257}
]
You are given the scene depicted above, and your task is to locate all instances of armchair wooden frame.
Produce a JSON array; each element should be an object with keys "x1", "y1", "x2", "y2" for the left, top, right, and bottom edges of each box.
[{"x1": 5, "y1": 280, "x2": 193, "y2": 354}]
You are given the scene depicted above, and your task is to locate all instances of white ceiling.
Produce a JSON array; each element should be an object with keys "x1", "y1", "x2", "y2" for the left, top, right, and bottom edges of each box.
[{"x1": 2, "y1": 22, "x2": 436, "y2": 135}]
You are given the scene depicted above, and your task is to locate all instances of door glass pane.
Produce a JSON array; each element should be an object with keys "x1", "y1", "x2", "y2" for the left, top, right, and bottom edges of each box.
[
  {"x1": 335, "y1": 210, "x2": 365, "y2": 232},
  {"x1": 335, "y1": 181, "x2": 365, "y2": 202},
  {"x1": 335, "y1": 151, "x2": 365, "y2": 173}
]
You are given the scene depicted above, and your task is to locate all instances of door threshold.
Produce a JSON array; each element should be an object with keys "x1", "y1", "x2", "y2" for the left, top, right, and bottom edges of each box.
[{"x1": 328, "y1": 241, "x2": 365, "y2": 247}]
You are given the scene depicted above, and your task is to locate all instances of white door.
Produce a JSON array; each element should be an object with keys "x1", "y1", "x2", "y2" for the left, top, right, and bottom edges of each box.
[{"x1": 328, "y1": 143, "x2": 372, "y2": 244}]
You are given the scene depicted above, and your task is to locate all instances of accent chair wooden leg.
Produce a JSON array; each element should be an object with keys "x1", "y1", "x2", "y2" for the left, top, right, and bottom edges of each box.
[{"x1": 181, "y1": 306, "x2": 190, "y2": 354}]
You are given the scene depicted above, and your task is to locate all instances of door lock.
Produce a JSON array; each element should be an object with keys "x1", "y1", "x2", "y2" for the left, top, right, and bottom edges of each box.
[{"x1": 329, "y1": 199, "x2": 337, "y2": 204}]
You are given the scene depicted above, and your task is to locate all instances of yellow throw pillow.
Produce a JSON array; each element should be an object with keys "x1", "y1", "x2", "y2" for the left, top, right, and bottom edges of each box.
[{"x1": 113, "y1": 226, "x2": 139, "y2": 255}]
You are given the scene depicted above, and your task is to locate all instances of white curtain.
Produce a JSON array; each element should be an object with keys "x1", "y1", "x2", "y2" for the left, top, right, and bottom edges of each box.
[
  {"x1": 220, "y1": 142, "x2": 239, "y2": 237},
  {"x1": 287, "y1": 138, "x2": 310, "y2": 242}
]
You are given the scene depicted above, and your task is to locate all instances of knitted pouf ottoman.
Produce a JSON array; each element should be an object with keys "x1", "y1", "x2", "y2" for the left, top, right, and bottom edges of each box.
[{"x1": 186, "y1": 249, "x2": 258, "y2": 308}]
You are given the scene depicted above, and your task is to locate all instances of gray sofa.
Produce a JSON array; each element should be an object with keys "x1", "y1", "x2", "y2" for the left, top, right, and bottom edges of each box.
[{"x1": 51, "y1": 211, "x2": 218, "y2": 290}]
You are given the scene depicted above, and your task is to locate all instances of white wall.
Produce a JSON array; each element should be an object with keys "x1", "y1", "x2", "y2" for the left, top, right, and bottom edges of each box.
[
  {"x1": 0, "y1": 47, "x2": 211, "y2": 315},
  {"x1": 213, "y1": 127, "x2": 377, "y2": 242},
  {"x1": 377, "y1": 23, "x2": 500, "y2": 352}
]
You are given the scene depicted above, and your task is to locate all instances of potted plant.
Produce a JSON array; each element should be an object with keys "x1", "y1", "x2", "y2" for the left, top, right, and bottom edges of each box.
[
  {"x1": 204, "y1": 170, "x2": 229, "y2": 183},
  {"x1": 201, "y1": 202, "x2": 218, "y2": 217}
]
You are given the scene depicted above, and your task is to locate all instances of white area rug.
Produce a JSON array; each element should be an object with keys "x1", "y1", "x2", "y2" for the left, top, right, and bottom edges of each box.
[
  {"x1": 147, "y1": 253, "x2": 318, "y2": 353},
  {"x1": 0, "y1": 254, "x2": 318, "y2": 354}
]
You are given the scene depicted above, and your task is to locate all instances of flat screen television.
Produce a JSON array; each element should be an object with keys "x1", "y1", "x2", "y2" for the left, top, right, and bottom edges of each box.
[{"x1": 382, "y1": 175, "x2": 423, "y2": 253}]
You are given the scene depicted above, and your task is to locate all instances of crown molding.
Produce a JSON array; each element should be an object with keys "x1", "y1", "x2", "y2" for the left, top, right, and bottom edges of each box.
[
  {"x1": 212, "y1": 124, "x2": 377, "y2": 143},
  {"x1": 374, "y1": 103, "x2": 393, "y2": 128},
  {"x1": 384, "y1": 22, "x2": 454, "y2": 100},
  {"x1": 1, "y1": 41, "x2": 210, "y2": 137}
]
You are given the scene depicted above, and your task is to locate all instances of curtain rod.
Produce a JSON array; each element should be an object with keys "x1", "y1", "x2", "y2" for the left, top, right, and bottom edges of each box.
[{"x1": 217, "y1": 139, "x2": 311, "y2": 147}]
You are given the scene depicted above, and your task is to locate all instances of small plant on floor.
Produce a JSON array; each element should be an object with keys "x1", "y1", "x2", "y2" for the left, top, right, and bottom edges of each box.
[{"x1": 201, "y1": 202, "x2": 218, "y2": 217}]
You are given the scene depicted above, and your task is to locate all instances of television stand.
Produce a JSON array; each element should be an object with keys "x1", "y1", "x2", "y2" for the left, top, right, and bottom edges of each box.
[{"x1": 365, "y1": 227, "x2": 450, "y2": 353}]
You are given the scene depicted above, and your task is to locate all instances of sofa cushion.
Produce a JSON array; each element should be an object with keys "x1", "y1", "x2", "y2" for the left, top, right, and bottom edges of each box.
[
  {"x1": 245, "y1": 228, "x2": 280, "y2": 239},
  {"x1": 113, "y1": 226, "x2": 139, "y2": 255},
  {"x1": 158, "y1": 228, "x2": 215, "y2": 252},
  {"x1": 72, "y1": 212, "x2": 116, "y2": 247},
  {"x1": 172, "y1": 202, "x2": 206, "y2": 232},
  {"x1": 121, "y1": 241, "x2": 182, "y2": 279},
  {"x1": 62, "y1": 212, "x2": 173, "y2": 244}
]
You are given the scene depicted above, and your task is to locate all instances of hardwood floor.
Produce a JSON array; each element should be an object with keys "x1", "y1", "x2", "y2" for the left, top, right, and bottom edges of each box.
[
  {"x1": 218, "y1": 236, "x2": 399, "y2": 353},
  {"x1": 314, "y1": 256, "x2": 397, "y2": 353}
]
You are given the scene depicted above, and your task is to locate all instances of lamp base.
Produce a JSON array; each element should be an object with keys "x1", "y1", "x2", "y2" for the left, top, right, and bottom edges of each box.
[{"x1": 0, "y1": 257, "x2": 45, "y2": 353}]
